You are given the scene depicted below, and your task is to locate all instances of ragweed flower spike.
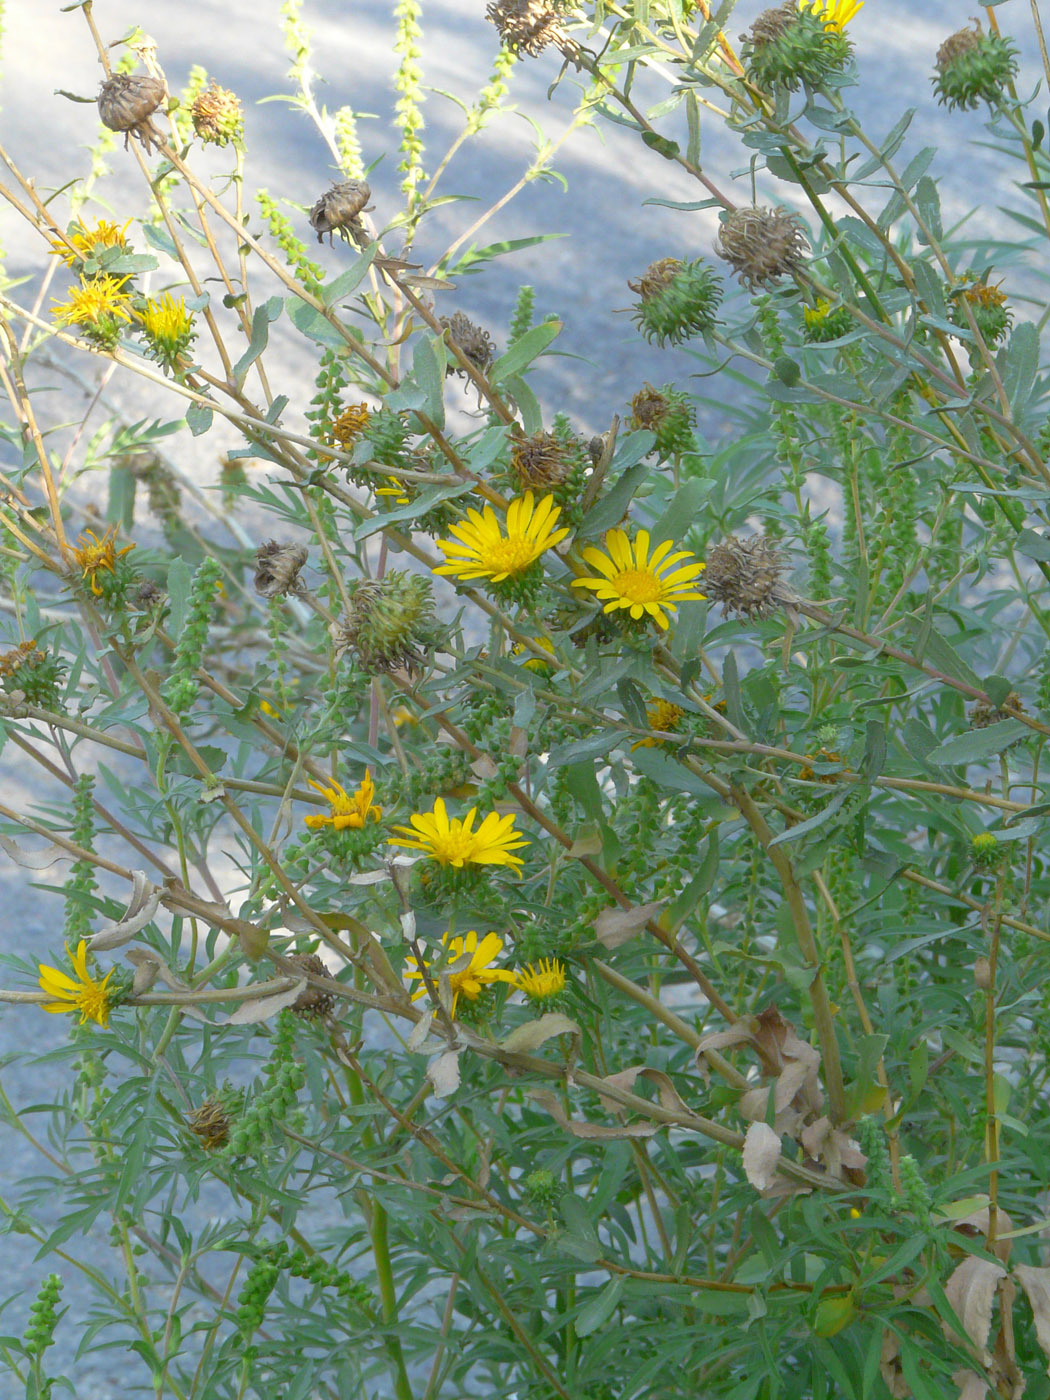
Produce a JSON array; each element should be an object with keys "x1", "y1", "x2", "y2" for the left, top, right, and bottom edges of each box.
[
  {"x1": 97, "y1": 72, "x2": 167, "y2": 153},
  {"x1": 38, "y1": 940, "x2": 114, "y2": 1027},
  {"x1": 405, "y1": 930, "x2": 517, "y2": 1016},
  {"x1": 434, "y1": 492, "x2": 570, "y2": 588},
  {"x1": 572, "y1": 528, "x2": 706, "y2": 631},
  {"x1": 303, "y1": 771, "x2": 382, "y2": 831},
  {"x1": 389, "y1": 797, "x2": 530, "y2": 873},
  {"x1": 70, "y1": 526, "x2": 136, "y2": 597}
]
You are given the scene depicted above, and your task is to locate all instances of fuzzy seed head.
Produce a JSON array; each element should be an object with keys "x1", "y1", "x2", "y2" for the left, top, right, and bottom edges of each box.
[
  {"x1": 309, "y1": 181, "x2": 373, "y2": 245},
  {"x1": 716, "y1": 206, "x2": 808, "y2": 291},
  {"x1": 287, "y1": 953, "x2": 336, "y2": 1019},
  {"x1": 510, "y1": 431, "x2": 575, "y2": 490},
  {"x1": 440, "y1": 312, "x2": 495, "y2": 375},
  {"x1": 187, "y1": 1096, "x2": 232, "y2": 1150},
  {"x1": 192, "y1": 83, "x2": 243, "y2": 147},
  {"x1": 703, "y1": 535, "x2": 794, "y2": 620},
  {"x1": 98, "y1": 73, "x2": 166, "y2": 152},
  {"x1": 486, "y1": 0, "x2": 574, "y2": 56},
  {"x1": 254, "y1": 540, "x2": 308, "y2": 598}
]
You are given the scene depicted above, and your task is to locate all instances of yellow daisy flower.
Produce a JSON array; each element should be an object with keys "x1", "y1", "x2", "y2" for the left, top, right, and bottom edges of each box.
[
  {"x1": 799, "y1": 0, "x2": 863, "y2": 31},
  {"x1": 434, "y1": 492, "x2": 570, "y2": 585},
  {"x1": 388, "y1": 797, "x2": 530, "y2": 873},
  {"x1": 38, "y1": 940, "x2": 114, "y2": 1027},
  {"x1": 139, "y1": 293, "x2": 196, "y2": 371},
  {"x1": 405, "y1": 929, "x2": 516, "y2": 1015},
  {"x1": 515, "y1": 957, "x2": 566, "y2": 1001},
  {"x1": 52, "y1": 276, "x2": 134, "y2": 335},
  {"x1": 631, "y1": 698, "x2": 685, "y2": 749},
  {"x1": 49, "y1": 218, "x2": 133, "y2": 269},
  {"x1": 304, "y1": 770, "x2": 381, "y2": 830},
  {"x1": 70, "y1": 525, "x2": 136, "y2": 596},
  {"x1": 572, "y1": 528, "x2": 706, "y2": 631}
]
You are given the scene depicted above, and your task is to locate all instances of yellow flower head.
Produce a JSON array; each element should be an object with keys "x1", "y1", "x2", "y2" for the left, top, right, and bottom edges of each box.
[
  {"x1": 632, "y1": 698, "x2": 685, "y2": 749},
  {"x1": 804, "y1": 299, "x2": 832, "y2": 328},
  {"x1": 304, "y1": 770, "x2": 381, "y2": 830},
  {"x1": 388, "y1": 797, "x2": 530, "y2": 873},
  {"x1": 572, "y1": 528, "x2": 706, "y2": 631},
  {"x1": 49, "y1": 218, "x2": 133, "y2": 269},
  {"x1": 512, "y1": 635, "x2": 557, "y2": 673},
  {"x1": 70, "y1": 525, "x2": 136, "y2": 596},
  {"x1": 38, "y1": 940, "x2": 114, "y2": 1027},
  {"x1": 434, "y1": 492, "x2": 570, "y2": 585},
  {"x1": 139, "y1": 293, "x2": 196, "y2": 371},
  {"x1": 404, "y1": 929, "x2": 516, "y2": 1016},
  {"x1": 333, "y1": 403, "x2": 371, "y2": 448},
  {"x1": 799, "y1": 0, "x2": 863, "y2": 31},
  {"x1": 376, "y1": 479, "x2": 411, "y2": 507},
  {"x1": 52, "y1": 276, "x2": 134, "y2": 337},
  {"x1": 515, "y1": 957, "x2": 566, "y2": 1002}
]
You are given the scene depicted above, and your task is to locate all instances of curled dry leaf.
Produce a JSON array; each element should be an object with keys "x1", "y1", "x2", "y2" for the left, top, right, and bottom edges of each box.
[
  {"x1": 943, "y1": 1255, "x2": 1007, "y2": 1365},
  {"x1": 500, "y1": 1012, "x2": 580, "y2": 1056},
  {"x1": 594, "y1": 899, "x2": 666, "y2": 950},
  {"x1": 124, "y1": 948, "x2": 209, "y2": 1022},
  {"x1": 427, "y1": 1048, "x2": 461, "y2": 1097},
  {"x1": 226, "y1": 979, "x2": 307, "y2": 1025},
  {"x1": 1014, "y1": 1265, "x2": 1050, "y2": 1375},
  {"x1": 0, "y1": 837, "x2": 69, "y2": 870},
  {"x1": 531, "y1": 1088, "x2": 658, "y2": 1140},
  {"x1": 90, "y1": 871, "x2": 162, "y2": 950},
  {"x1": 594, "y1": 1065, "x2": 643, "y2": 1113},
  {"x1": 743, "y1": 1121, "x2": 782, "y2": 1192}
]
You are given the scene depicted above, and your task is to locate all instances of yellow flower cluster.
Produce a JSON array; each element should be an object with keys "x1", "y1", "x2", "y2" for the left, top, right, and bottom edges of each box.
[
  {"x1": 405, "y1": 931, "x2": 566, "y2": 1016},
  {"x1": 38, "y1": 941, "x2": 114, "y2": 1027}
]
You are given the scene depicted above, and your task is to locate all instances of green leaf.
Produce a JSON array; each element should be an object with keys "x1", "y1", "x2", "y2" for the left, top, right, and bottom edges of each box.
[
  {"x1": 286, "y1": 296, "x2": 349, "y2": 349},
  {"x1": 575, "y1": 1277, "x2": 625, "y2": 1337},
  {"x1": 321, "y1": 245, "x2": 377, "y2": 305},
  {"x1": 166, "y1": 557, "x2": 193, "y2": 638},
  {"x1": 185, "y1": 402, "x2": 213, "y2": 436},
  {"x1": 1016, "y1": 528, "x2": 1050, "y2": 562},
  {"x1": 579, "y1": 462, "x2": 650, "y2": 537},
  {"x1": 767, "y1": 788, "x2": 851, "y2": 848},
  {"x1": 631, "y1": 747, "x2": 708, "y2": 796},
  {"x1": 925, "y1": 721, "x2": 1028, "y2": 766},
  {"x1": 232, "y1": 296, "x2": 283, "y2": 382},
  {"x1": 412, "y1": 332, "x2": 446, "y2": 428},
  {"x1": 491, "y1": 319, "x2": 562, "y2": 381}
]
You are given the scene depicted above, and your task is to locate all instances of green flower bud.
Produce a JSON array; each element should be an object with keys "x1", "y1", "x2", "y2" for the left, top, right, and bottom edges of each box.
[
  {"x1": 628, "y1": 258, "x2": 723, "y2": 347},
  {"x1": 333, "y1": 571, "x2": 440, "y2": 675},
  {"x1": 933, "y1": 23, "x2": 1017, "y2": 112},
  {"x1": 743, "y1": 2, "x2": 853, "y2": 93},
  {"x1": 630, "y1": 382, "x2": 696, "y2": 458}
]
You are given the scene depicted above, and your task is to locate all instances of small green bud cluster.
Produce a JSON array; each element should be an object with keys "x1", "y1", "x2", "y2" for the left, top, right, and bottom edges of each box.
[
  {"x1": 64, "y1": 773, "x2": 99, "y2": 944},
  {"x1": 856, "y1": 1116, "x2": 892, "y2": 1194},
  {"x1": 257, "y1": 190, "x2": 325, "y2": 299},
  {"x1": 258, "y1": 1241, "x2": 371, "y2": 1305},
  {"x1": 628, "y1": 258, "x2": 723, "y2": 348},
  {"x1": 933, "y1": 24, "x2": 1018, "y2": 112},
  {"x1": 523, "y1": 1167, "x2": 562, "y2": 1208},
  {"x1": 508, "y1": 283, "x2": 536, "y2": 342},
  {"x1": 897, "y1": 1153, "x2": 931, "y2": 1216},
  {"x1": 23, "y1": 1273, "x2": 63, "y2": 1358},
  {"x1": 163, "y1": 556, "x2": 223, "y2": 715},
  {"x1": 743, "y1": 3, "x2": 852, "y2": 93},
  {"x1": 224, "y1": 1013, "x2": 305, "y2": 1157},
  {"x1": 235, "y1": 1256, "x2": 280, "y2": 1339}
]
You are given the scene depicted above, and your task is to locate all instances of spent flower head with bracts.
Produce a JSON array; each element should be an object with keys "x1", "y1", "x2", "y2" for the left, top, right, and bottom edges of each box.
[
  {"x1": 440, "y1": 312, "x2": 496, "y2": 376},
  {"x1": 933, "y1": 22, "x2": 1018, "y2": 112},
  {"x1": 486, "y1": 0, "x2": 576, "y2": 57},
  {"x1": 69, "y1": 526, "x2": 136, "y2": 598},
  {"x1": 38, "y1": 940, "x2": 115, "y2": 1027},
  {"x1": 628, "y1": 258, "x2": 723, "y2": 347},
  {"x1": 332, "y1": 402, "x2": 372, "y2": 448},
  {"x1": 138, "y1": 293, "x2": 196, "y2": 374},
  {"x1": 389, "y1": 797, "x2": 530, "y2": 873},
  {"x1": 333, "y1": 572, "x2": 439, "y2": 675},
  {"x1": 191, "y1": 82, "x2": 244, "y2": 146},
  {"x1": 949, "y1": 274, "x2": 1013, "y2": 347},
  {"x1": 743, "y1": 1, "x2": 854, "y2": 93},
  {"x1": 286, "y1": 953, "x2": 337, "y2": 1020},
  {"x1": 630, "y1": 384, "x2": 697, "y2": 459},
  {"x1": 52, "y1": 276, "x2": 134, "y2": 350},
  {"x1": 703, "y1": 535, "x2": 798, "y2": 620},
  {"x1": 632, "y1": 698, "x2": 686, "y2": 749},
  {"x1": 303, "y1": 771, "x2": 382, "y2": 831},
  {"x1": 254, "y1": 540, "x2": 308, "y2": 598},
  {"x1": 97, "y1": 72, "x2": 167, "y2": 153},
  {"x1": 434, "y1": 492, "x2": 570, "y2": 590},
  {"x1": 309, "y1": 181, "x2": 372, "y2": 246},
  {"x1": 573, "y1": 529, "x2": 706, "y2": 631},
  {"x1": 405, "y1": 930, "x2": 517, "y2": 1016},
  {"x1": 716, "y1": 206, "x2": 809, "y2": 291}
]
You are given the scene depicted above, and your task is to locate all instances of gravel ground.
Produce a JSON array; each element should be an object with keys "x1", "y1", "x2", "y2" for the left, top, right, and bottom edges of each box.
[{"x1": 0, "y1": 0, "x2": 1046, "y2": 1393}]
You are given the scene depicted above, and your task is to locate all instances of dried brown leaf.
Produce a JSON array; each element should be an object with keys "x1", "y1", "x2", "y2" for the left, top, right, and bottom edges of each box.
[
  {"x1": 743, "y1": 1121, "x2": 782, "y2": 1192},
  {"x1": 944, "y1": 1256, "x2": 1006, "y2": 1364},
  {"x1": 427, "y1": 1049, "x2": 461, "y2": 1097},
  {"x1": 501, "y1": 1012, "x2": 580, "y2": 1056},
  {"x1": 1014, "y1": 1265, "x2": 1050, "y2": 1375},
  {"x1": 530, "y1": 1088, "x2": 658, "y2": 1140},
  {"x1": 227, "y1": 980, "x2": 307, "y2": 1025},
  {"x1": 594, "y1": 900, "x2": 665, "y2": 950}
]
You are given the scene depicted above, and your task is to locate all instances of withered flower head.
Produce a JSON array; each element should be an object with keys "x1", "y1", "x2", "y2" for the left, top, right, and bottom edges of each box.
[
  {"x1": 191, "y1": 82, "x2": 244, "y2": 147},
  {"x1": 630, "y1": 383, "x2": 696, "y2": 458},
  {"x1": 933, "y1": 22, "x2": 1018, "y2": 111},
  {"x1": 510, "y1": 430, "x2": 575, "y2": 490},
  {"x1": 97, "y1": 73, "x2": 167, "y2": 153},
  {"x1": 969, "y1": 691, "x2": 1025, "y2": 729},
  {"x1": 744, "y1": 2, "x2": 798, "y2": 45},
  {"x1": 287, "y1": 952, "x2": 336, "y2": 1020},
  {"x1": 254, "y1": 540, "x2": 308, "y2": 598},
  {"x1": 440, "y1": 312, "x2": 495, "y2": 376},
  {"x1": 309, "y1": 181, "x2": 373, "y2": 246},
  {"x1": 130, "y1": 579, "x2": 164, "y2": 611},
  {"x1": 486, "y1": 0, "x2": 575, "y2": 56},
  {"x1": 703, "y1": 535, "x2": 797, "y2": 620},
  {"x1": 716, "y1": 206, "x2": 809, "y2": 291},
  {"x1": 187, "y1": 1096, "x2": 232, "y2": 1150},
  {"x1": 332, "y1": 571, "x2": 438, "y2": 676}
]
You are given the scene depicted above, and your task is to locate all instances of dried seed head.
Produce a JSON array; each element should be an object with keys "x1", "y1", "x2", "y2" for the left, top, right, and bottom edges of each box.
[
  {"x1": 969, "y1": 691, "x2": 1025, "y2": 729},
  {"x1": 333, "y1": 571, "x2": 438, "y2": 675},
  {"x1": 630, "y1": 383, "x2": 696, "y2": 458},
  {"x1": 628, "y1": 258, "x2": 723, "y2": 347},
  {"x1": 933, "y1": 23, "x2": 1018, "y2": 111},
  {"x1": 287, "y1": 953, "x2": 336, "y2": 1019},
  {"x1": 745, "y1": 2, "x2": 798, "y2": 45},
  {"x1": 254, "y1": 540, "x2": 308, "y2": 598},
  {"x1": 332, "y1": 402, "x2": 372, "y2": 449},
  {"x1": 187, "y1": 1096, "x2": 232, "y2": 1150},
  {"x1": 130, "y1": 579, "x2": 165, "y2": 611},
  {"x1": 439, "y1": 312, "x2": 495, "y2": 375},
  {"x1": 486, "y1": 0, "x2": 575, "y2": 56},
  {"x1": 510, "y1": 431, "x2": 575, "y2": 490},
  {"x1": 716, "y1": 206, "x2": 808, "y2": 291},
  {"x1": 309, "y1": 181, "x2": 373, "y2": 245},
  {"x1": 742, "y1": 2, "x2": 852, "y2": 92},
  {"x1": 949, "y1": 274, "x2": 1012, "y2": 346},
  {"x1": 191, "y1": 82, "x2": 243, "y2": 147},
  {"x1": 97, "y1": 73, "x2": 167, "y2": 153},
  {"x1": 703, "y1": 535, "x2": 796, "y2": 620}
]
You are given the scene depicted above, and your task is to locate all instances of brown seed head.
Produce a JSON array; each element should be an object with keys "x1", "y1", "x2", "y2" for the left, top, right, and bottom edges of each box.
[
  {"x1": 745, "y1": 2, "x2": 799, "y2": 46},
  {"x1": 510, "y1": 431, "x2": 574, "y2": 490},
  {"x1": 440, "y1": 311, "x2": 495, "y2": 375},
  {"x1": 254, "y1": 540, "x2": 308, "y2": 598},
  {"x1": 486, "y1": 0, "x2": 574, "y2": 56},
  {"x1": 191, "y1": 82, "x2": 243, "y2": 147},
  {"x1": 98, "y1": 73, "x2": 167, "y2": 152},
  {"x1": 309, "y1": 181, "x2": 373, "y2": 245},
  {"x1": 969, "y1": 691, "x2": 1025, "y2": 729},
  {"x1": 703, "y1": 535, "x2": 795, "y2": 620},
  {"x1": 287, "y1": 952, "x2": 336, "y2": 1019},
  {"x1": 332, "y1": 403, "x2": 372, "y2": 448},
  {"x1": 186, "y1": 1096, "x2": 231, "y2": 1150},
  {"x1": 936, "y1": 24, "x2": 982, "y2": 71},
  {"x1": 716, "y1": 205, "x2": 808, "y2": 291}
]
